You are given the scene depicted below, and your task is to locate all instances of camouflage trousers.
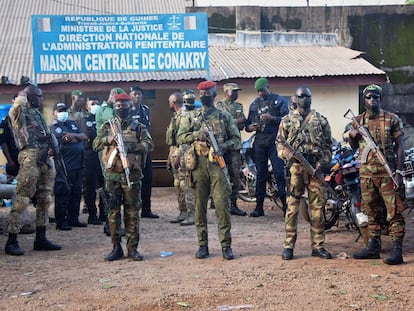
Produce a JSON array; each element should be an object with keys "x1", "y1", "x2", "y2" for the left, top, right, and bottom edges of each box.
[
  {"x1": 192, "y1": 156, "x2": 232, "y2": 247},
  {"x1": 106, "y1": 177, "x2": 142, "y2": 250},
  {"x1": 226, "y1": 150, "x2": 242, "y2": 203},
  {"x1": 8, "y1": 149, "x2": 55, "y2": 234},
  {"x1": 360, "y1": 175, "x2": 405, "y2": 241},
  {"x1": 284, "y1": 164, "x2": 326, "y2": 250},
  {"x1": 168, "y1": 146, "x2": 194, "y2": 214}
]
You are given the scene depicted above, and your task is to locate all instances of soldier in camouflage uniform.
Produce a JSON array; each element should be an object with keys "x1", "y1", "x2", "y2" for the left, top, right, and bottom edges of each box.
[
  {"x1": 215, "y1": 83, "x2": 247, "y2": 216},
  {"x1": 68, "y1": 90, "x2": 88, "y2": 126},
  {"x1": 93, "y1": 93, "x2": 154, "y2": 261},
  {"x1": 166, "y1": 91, "x2": 195, "y2": 225},
  {"x1": 277, "y1": 87, "x2": 333, "y2": 260},
  {"x1": 176, "y1": 80, "x2": 241, "y2": 260},
  {"x1": 349, "y1": 84, "x2": 406, "y2": 265},
  {"x1": 5, "y1": 85, "x2": 62, "y2": 256}
]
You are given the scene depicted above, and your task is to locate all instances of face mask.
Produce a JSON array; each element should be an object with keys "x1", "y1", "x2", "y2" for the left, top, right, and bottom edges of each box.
[
  {"x1": 57, "y1": 111, "x2": 68, "y2": 122},
  {"x1": 90, "y1": 105, "x2": 100, "y2": 115},
  {"x1": 115, "y1": 107, "x2": 130, "y2": 119},
  {"x1": 200, "y1": 95, "x2": 214, "y2": 106},
  {"x1": 230, "y1": 92, "x2": 238, "y2": 101},
  {"x1": 169, "y1": 106, "x2": 175, "y2": 113},
  {"x1": 184, "y1": 104, "x2": 195, "y2": 111}
]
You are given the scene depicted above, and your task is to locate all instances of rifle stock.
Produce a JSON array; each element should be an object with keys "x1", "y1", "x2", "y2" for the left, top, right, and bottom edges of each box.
[
  {"x1": 344, "y1": 109, "x2": 399, "y2": 190},
  {"x1": 49, "y1": 133, "x2": 71, "y2": 192},
  {"x1": 278, "y1": 135, "x2": 338, "y2": 199},
  {"x1": 108, "y1": 118, "x2": 132, "y2": 188}
]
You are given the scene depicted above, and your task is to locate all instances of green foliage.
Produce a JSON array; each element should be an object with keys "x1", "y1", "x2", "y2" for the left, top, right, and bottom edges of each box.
[{"x1": 406, "y1": 0, "x2": 414, "y2": 5}]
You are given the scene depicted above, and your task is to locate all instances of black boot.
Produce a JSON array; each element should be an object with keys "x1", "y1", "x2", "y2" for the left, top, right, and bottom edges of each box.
[
  {"x1": 230, "y1": 200, "x2": 247, "y2": 216},
  {"x1": 195, "y1": 245, "x2": 209, "y2": 259},
  {"x1": 250, "y1": 204, "x2": 264, "y2": 217},
  {"x1": 383, "y1": 241, "x2": 403, "y2": 265},
  {"x1": 353, "y1": 237, "x2": 381, "y2": 259},
  {"x1": 33, "y1": 226, "x2": 62, "y2": 251},
  {"x1": 222, "y1": 247, "x2": 234, "y2": 260},
  {"x1": 105, "y1": 244, "x2": 124, "y2": 261},
  {"x1": 5, "y1": 233, "x2": 24, "y2": 256},
  {"x1": 127, "y1": 249, "x2": 144, "y2": 261}
]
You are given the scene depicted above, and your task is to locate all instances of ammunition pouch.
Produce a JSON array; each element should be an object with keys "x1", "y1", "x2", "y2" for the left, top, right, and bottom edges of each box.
[{"x1": 184, "y1": 143, "x2": 198, "y2": 171}]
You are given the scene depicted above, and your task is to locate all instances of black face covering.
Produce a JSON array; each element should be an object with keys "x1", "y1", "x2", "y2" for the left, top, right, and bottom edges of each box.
[
  {"x1": 115, "y1": 107, "x2": 130, "y2": 119},
  {"x1": 230, "y1": 92, "x2": 238, "y2": 102},
  {"x1": 169, "y1": 106, "x2": 175, "y2": 113},
  {"x1": 200, "y1": 95, "x2": 214, "y2": 106},
  {"x1": 184, "y1": 104, "x2": 195, "y2": 111}
]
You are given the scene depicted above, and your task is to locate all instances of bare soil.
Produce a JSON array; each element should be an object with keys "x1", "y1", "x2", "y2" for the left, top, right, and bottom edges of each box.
[{"x1": 1, "y1": 187, "x2": 414, "y2": 311}]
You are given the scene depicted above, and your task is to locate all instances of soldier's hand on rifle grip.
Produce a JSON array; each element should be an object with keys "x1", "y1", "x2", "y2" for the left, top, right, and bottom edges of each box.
[{"x1": 107, "y1": 135, "x2": 116, "y2": 145}]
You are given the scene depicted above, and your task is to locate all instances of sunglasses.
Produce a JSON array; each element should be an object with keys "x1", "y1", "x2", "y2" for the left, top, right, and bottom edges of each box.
[
  {"x1": 297, "y1": 94, "x2": 310, "y2": 99},
  {"x1": 365, "y1": 94, "x2": 380, "y2": 100}
]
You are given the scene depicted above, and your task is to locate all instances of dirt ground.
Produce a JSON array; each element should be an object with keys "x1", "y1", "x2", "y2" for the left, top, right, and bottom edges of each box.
[{"x1": 0, "y1": 187, "x2": 414, "y2": 311}]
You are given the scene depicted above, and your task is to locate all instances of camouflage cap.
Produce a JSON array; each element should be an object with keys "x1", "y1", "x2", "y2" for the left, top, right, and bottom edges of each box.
[
  {"x1": 223, "y1": 83, "x2": 241, "y2": 92},
  {"x1": 363, "y1": 84, "x2": 382, "y2": 96}
]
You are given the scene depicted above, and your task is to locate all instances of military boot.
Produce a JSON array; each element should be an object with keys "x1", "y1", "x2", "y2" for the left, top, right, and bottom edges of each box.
[
  {"x1": 180, "y1": 210, "x2": 195, "y2": 226},
  {"x1": 33, "y1": 226, "x2": 62, "y2": 251},
  {"x1": 195, "y1": 245, "x2": 209, "y2": 259},
  {"x1": 353, "y1": 237, "x2": 381, "y2": 259},
  {"x1": 5, "y1": 233, "x2": 24, "y2": 256},
  {"x1": 170, "y1": 211, "x2": 187, "y2": 223},
  {"x1": 127, "y1": 249, "x2": 144, "y2": 261},
  {"x1": 230, "y1": 199, "x2": 247, "y2": 216},
  {"x1": 383, "y1": 241, "x2": 403, "y2": 265},
  {"x1": 105, "y1": 244, "x2": 124, "y2": 261},
  {"x1": 250, "y1": 204, "x2": 264, "y2": 217}
]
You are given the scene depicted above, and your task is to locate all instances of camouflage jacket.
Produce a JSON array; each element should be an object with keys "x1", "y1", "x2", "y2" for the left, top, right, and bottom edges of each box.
[
  {"x1": 353, "y1": 108, "x2": 404, "y2": 177},
  {"x1": 277, "y1": 109, "x2": 332, "y2": 168},
  {"x1": 93, "y1": 117, "x2": 154, "y2": 180},
  {"x1": 215, "y1": 98, "x2": 246, "y2": 131},
  {"x1": 8, "y1": 95, "x2": 49, "y2": 150},
  {"x1": 176, "y1": 105, "x2": 241, "y2": 153}
]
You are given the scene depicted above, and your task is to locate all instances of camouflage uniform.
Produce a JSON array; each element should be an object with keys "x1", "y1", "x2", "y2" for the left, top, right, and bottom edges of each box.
[
  {"x1": 215, "y1": 98, "x2": 245, "y2": 209},
  {"x1": 277, "y1": 109, "x2": 332, "y2": 251},
  {"x1": 354, "y1": 109, "x2": 405, "y2": 241},
  {"x1": 166, "y1": 106, "x2": 195, "y2": 222},
  {"x1": 176, "y1": 105, "x2": 240, "y2": 249},
  {"x1": 93, "y1": 116, "x2": 153, "y2": 252},
  {"x1": 7, "y1": 95, "x2": 55, "y2": 234}
]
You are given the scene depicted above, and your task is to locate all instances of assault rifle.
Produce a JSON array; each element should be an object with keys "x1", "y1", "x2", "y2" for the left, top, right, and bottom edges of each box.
[
  {"x1": 201, "y1": 114, "x2": 231, "y2": 187},
  {"x1": 35, "y1": 109, "x2": 71, "y2": 192},
  {"x1": 278, "y1": 135, "x2": 338, "y2": 199},
  {"x1": 344, "y1": 109, "x2": 399, "y2": 190},
  {"x1": 108, "y1": 118, "x2": 132, "y2": 188},
  {"x1": 48, "y1": 133, "x2": 71, "y2": 192}
]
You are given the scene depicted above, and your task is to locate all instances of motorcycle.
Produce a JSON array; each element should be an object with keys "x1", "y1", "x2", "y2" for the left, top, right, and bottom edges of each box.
[
  {"x1": 238, "y1": 134, "x2": 284, "y2": 210},
  {"x1": 299, "y1": 142, "x2": 368, "y2": 242}
]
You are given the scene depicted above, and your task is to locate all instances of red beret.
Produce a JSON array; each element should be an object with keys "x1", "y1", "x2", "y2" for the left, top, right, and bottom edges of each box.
[
  {"x1": 114, "y1": 93, "x2": 131, "y2": 101},
  {"x1": 197, "y1": 80, "x2": 217, "y2": 90}
]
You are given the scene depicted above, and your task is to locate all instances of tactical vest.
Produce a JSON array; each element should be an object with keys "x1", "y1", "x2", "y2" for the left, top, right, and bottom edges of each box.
[
  {"x1": 102, "y1": 122, "x2": 145, "y2": 173},
  {"x1": 285, "y1": 110, "x2": 331, "y2": 165}
]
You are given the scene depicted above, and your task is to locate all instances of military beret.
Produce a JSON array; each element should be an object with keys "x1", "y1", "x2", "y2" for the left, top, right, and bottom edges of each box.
[
  {"x1": 223, "y1": 83, "x2": 241, "y2": 92},
  {"x1": 71, "y1": 90, "x2": 84, "y2": 96},
  {"x1": 363, "y1": 84, "x2": 382, "y2": 96},
  {"x1": 254, "y1": 77, "x2": 268, "y2": 91},
  {"x1": 198, "y1": 80, "x2": 217, "y2": 90},
  {"x1": 54, "y1": 102, "x2": 68, "y2": 111},
  {"x1": 114, "y1": 93, "x2": 132, "y2": 101}
]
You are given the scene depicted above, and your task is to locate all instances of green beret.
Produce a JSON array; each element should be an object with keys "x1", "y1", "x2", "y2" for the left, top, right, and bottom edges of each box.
[
  {"x1": 363, "y1": 84, "x2": 382, "y2": 96},
  {"x1": 71, "y1": 90, "x2": 84, "y2": 96},
  {"x1": 254, "y1": 77, "x2": 268, "y2": 91}
]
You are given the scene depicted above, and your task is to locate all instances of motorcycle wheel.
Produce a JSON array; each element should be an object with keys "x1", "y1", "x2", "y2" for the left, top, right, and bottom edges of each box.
[
  {"x1": 300, "y1": 193, "x2": 340, "y2": 230},
  {"x1": 238, "y1": 171, "x2": 256, "y2": 202}
]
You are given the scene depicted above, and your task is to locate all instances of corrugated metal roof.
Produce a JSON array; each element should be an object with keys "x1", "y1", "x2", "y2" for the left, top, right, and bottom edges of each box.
[
  {"x1": 0, "y1": 0, "x2": 385, "y2": 85},
  {"x1": 208, "y1": 46, "x2": 385, "y2": 81}
]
